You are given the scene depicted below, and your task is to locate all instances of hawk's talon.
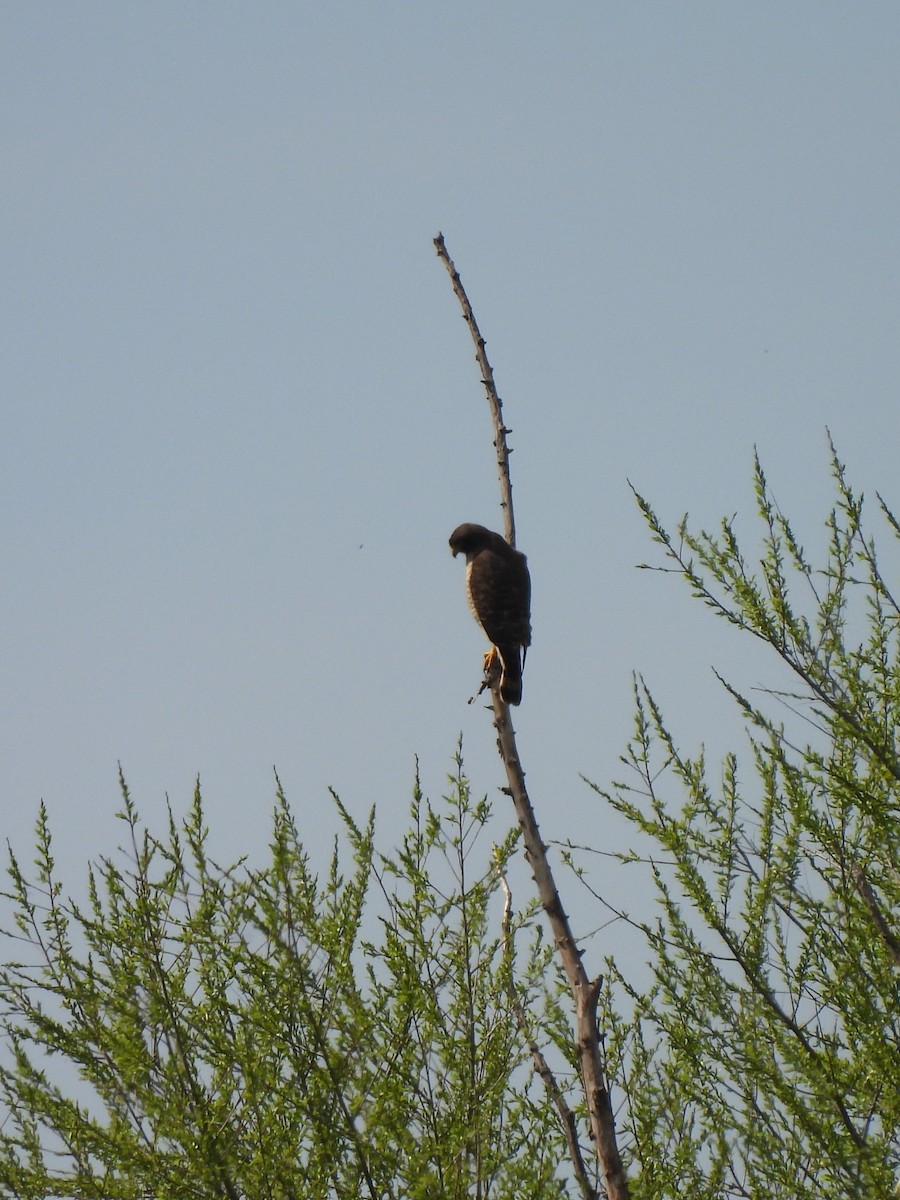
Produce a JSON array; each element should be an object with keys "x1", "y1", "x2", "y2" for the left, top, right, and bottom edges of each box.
[{"x1": 483, "y1": 648, "x2": 502, "y2": 692}]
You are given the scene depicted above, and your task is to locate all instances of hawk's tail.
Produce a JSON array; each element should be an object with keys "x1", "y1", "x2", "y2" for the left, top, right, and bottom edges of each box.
[{"x1": 497, "y1": 647, "x2": 523, "y2": 706}]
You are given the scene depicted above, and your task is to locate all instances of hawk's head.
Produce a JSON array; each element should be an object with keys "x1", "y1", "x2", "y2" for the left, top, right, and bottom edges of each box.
[{"x1": 449, "y1": 523, "x2": 501, "y2": 560}]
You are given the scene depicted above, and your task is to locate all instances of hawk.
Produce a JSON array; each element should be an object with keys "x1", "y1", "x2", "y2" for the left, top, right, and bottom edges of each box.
[{"x1": 449, "y1": 523, "x2": 532, "y2": 706}]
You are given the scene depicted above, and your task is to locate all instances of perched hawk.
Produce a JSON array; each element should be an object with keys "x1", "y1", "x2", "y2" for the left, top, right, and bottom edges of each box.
[{"x1": 449, "y1": 523, "x2": 532, "y2": 706}]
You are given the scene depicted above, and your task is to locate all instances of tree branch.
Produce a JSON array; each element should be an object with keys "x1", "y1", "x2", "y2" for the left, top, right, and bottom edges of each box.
[
  {"x1": 434, "y1": 233, "x2": 516, "y2": 547},
  {"x1": 854, "y1": 866, "x2": 900, "y2": 969},
  {"x1": 436, "y1": 234, "x2": 630, "y2": 1200},
  {"x1": 498, "y1": 867, "x2": 598, "y2": 1200}
]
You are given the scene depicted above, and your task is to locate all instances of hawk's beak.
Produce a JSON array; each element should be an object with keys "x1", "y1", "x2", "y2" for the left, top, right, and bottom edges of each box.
[{"x1": 450, "y1": 546, "x2": 459, "y2": 557}]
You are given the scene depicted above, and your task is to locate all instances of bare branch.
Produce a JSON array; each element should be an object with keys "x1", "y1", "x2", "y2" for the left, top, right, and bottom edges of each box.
[
  {"x1": 434, "y1": 233, "x2": 516, "y2": 547},
  {"x1": 498, "y1": 865, "x2": 598, "y2": 1200},
  {"x1": 437, "y1": 235, "x2": 630, "y2": 1200},
  {"x1": 492, "y1": 696, "x2": 630, "y2": 1200}
]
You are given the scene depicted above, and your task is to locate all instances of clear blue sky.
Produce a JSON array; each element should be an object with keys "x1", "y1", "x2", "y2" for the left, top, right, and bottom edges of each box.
[{"x1": 3, "y1": 5, "x2": 899, "y2": 936}]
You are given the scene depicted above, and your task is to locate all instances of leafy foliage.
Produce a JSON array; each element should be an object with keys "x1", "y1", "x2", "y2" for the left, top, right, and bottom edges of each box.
[
  {"x1": 0, "y1": 756, "x2": 571, "y2": 1199},
  {"x1": 590, "y1": 441, "x2": 900, "y2": 1198},
  {"x1": 5, "y1": 441, "x2": 900, "y2": 1199}
]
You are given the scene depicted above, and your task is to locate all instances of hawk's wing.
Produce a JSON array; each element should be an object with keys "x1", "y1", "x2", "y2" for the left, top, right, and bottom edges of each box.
[{"x1": 467, "y1": 545, "x2": 531, "y2": 704}]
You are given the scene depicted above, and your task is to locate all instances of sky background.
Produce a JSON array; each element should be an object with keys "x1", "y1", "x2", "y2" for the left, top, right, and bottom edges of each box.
[{"x1": 3, "y1": 5, "x2": 900, "y2": 955}]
